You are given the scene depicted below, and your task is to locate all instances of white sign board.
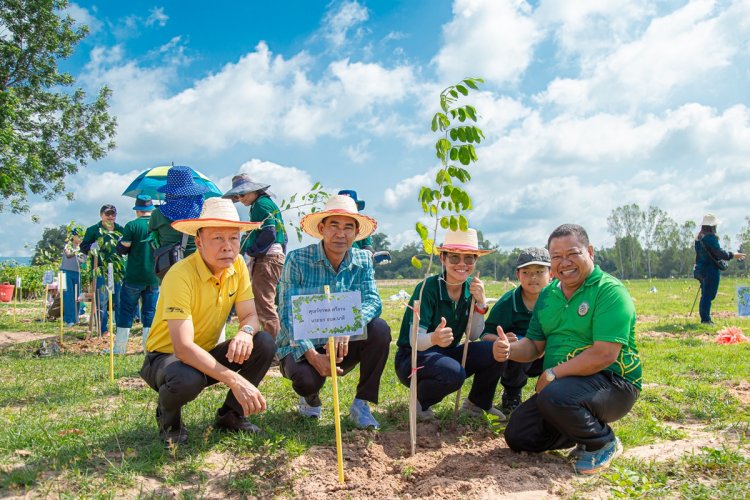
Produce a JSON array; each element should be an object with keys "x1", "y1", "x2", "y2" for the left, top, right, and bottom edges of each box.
[
  {"x1": 291, "y1": 291, "x2": 363, "y2": 340},
  {"x1": 738, "y1": 286, "x2": 750, "y2": 317},
  {"x1": 42, "y1": 271, "x2": 54, "y2": 285}
]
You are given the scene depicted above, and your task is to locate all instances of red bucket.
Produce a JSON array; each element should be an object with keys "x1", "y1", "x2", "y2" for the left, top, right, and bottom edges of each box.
[{"x1": 0, "y1": 283, "x2": 14, "y2": 303}]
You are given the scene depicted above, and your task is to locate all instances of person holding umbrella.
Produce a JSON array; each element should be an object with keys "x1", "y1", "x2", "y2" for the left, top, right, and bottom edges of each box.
[
  {"x1": 148, "y1": 166, "x2": 208, "y2": 277},
  {"x1": 223, "y1": 173, "x2": 287, "y2": 338}
]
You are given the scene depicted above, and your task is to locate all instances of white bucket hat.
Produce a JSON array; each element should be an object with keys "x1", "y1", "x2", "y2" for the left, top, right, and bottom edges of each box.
[
  {"x1": 171, "y1": 197, "x2": 261, "y2": 236},
  {"x1": 436, "y1": 228, "x2": 495, "y2": 256},
  {"x1": 300, "y1": 195, "x2": 377, "y2": 241},
  {"x1": 701, "y1": 213, "x2": 720, "y2": 226}
]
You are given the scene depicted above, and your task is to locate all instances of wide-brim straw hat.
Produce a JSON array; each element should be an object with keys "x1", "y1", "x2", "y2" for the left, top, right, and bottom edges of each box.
[
  {"x1": 436, "y1": 228, "x2": 495, "y2": 256},
  {"x1": 222, "y1": 173, "x2": 271, "y2": 198},
  {"x1": 701, "y1": 213, "x2": 720, "y2": 226},
  {"x1": 172, "y1": 197, "x2": 261, "y2": 236},
  {"x1": 300, "y1": 195, "x2": 377, "y2": 241}
]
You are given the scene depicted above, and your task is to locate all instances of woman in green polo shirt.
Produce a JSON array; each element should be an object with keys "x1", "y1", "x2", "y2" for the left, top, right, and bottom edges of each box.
[{"x1": 394, "y1": 228, "x2": 505, "y2": 420}]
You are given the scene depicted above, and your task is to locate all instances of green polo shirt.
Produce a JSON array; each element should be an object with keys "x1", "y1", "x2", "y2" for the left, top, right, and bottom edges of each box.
[
  {"x1": 148, "y1": 209, "x2": 196, "y2": 256},
  {"x1": 353, "y1": 236, "x2": 373, "y2": 250},
  {"x1": 397, "y1": 273, "x2": 473, "y2": 349},
  {"x1": 121, "y1": 216, "x2": 159, "y2": 287},
  {"x1": 82, "y1": 221, "x2": 124, "y2": 267},
  {"x1": 241, "y1": 195, "x2": 286, "y2": 254},
  {"x1": 526, "y1": 265, "x2": 642, "y2": 389},
  {"x1": 482, "y1": 286, "x2": 531, "y2": 339}
]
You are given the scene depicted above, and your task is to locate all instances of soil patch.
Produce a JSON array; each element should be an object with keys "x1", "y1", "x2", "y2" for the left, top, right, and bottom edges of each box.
[{"x1": 0, "y1": 331, "x2": 55, "y2": 348}]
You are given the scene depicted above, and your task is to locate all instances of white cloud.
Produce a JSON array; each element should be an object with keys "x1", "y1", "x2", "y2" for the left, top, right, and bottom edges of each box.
[
  {"x1": 434, "y1": 0, "x2": 542, "y2": 85},
  {"x1": 345, "y1": 140, "x2": 372, "y2": 164},
  {"x1": 64, "y1": 3, "x2": 102, "y2": 33},
  {"x1": 321, "y1": 1, "x2": 369, "y2": 48},
  {"x1": 146, "y1": 7, "x2": 169, "y2": 27}
]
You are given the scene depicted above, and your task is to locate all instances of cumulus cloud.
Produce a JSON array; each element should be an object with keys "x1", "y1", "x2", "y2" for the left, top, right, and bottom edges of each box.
[
  {"x1": 146, "y1": 7, "x2": 169, "y2": 27},
  {"x1": 433, "y1": 0, "x2": 542, "y2": 85},
  {"x1": 321, "y1": 0, "x2": 369, "y2": 48},
  {"x1": 64, "y1": 3, "x2": 102, "y2": 33}
]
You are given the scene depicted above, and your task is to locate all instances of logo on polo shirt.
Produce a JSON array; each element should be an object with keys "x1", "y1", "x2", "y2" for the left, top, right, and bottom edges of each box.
[
  {"x1": 578, "y1": 302, "x2": 589, "y2": 316},
  {"x1": 167, "y1": 307, "x2": 185, "y2": 314}
]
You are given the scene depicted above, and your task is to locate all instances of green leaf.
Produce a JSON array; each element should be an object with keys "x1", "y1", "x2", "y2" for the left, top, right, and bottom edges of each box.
[
  {"x1": 312, "y1": 182, "x2": 321, "y2": 190},
  {"x1": 423, "y1": 238, "x2": 435, "y2": 255},
  {"x1": 458, "y1": 108, "x2": 466, "y2": 122},
  {"x1": 466, "y1": 105, "x2": 477, "y2": 121},
  {"x1": 463, "y1": 79, "x2": 478, "y2": 90},
  {"x1": 429, "y1": 205, "x2": 438, "y2": 216},
  {"x1": 449, "y1": 148, "x2": 458, "y2": 161},
  {"x1": 431, "y1": 114, "x2": 438, "y2": 132},
  {"x1": 436, "y1": 170, "x2": 445, "y2": 185},
  {"x1": 469, "y1": 145, "x2": 478, "y2": 162},
  {"x1": 440, "y1": 115, "x2": 450, "y2": 128},
  {"x1": 449, "y1": 89, "x2": 458, "y2": 98},
  {"x1": 456, "y1": 127, "x2": 466, "y2": 142},
  {"x1": 449, "y1": 128, "x2": 458, "y2": 141},
  {"x1": 411, "y1": 256, "x2": 422, "y2": 269},
  {"x1": 416, "y1": 222, "x2": 428, "y2": 240},
  {"x1": 440, "y1": 217, "x2": 449, "y2": 229},
  {"x1": 449, "y1": 216, "x2": 458, "y2": 231},
  {"x1": 458, "y1": 146, "x2": 471, "y2": 165},
  {"x1": 456, "y1": 84, "x2": 468, "y2": 95},
  {"x1": 459, "y1": 215, "x2": 469, "y2": 231},
  {"x1": 442, "y1": 185, "x2": 453, "y2": 197},
  {"x1": 440, "y1": 201, "x2": 446, "y2": 209}
]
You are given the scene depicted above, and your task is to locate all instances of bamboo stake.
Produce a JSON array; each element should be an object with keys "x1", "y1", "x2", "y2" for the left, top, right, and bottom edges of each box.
[
  {"x1": 452, "y1": 296, "x2": 476, "y2": 426},
  {"x1": 323, "y1": 285, "x2": 345, "y2": 483},
  {"x1": 108, "y1": 264, "x2": 114, "y2": 382},
  {"x1": 59, "y1": 272, "x2": 64, "y2": 344},
  {"x1": 409, "y1": 300, "x2": 420, "y2": 456}
]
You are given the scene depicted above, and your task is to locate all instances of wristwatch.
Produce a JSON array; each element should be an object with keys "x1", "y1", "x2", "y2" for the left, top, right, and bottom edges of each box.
[
  {"x1": 239, "y1": 325, "x2": 256, "y2": 337},
  {"x1": 544, "y1": 368, "x2": 557, "y2": 382}
]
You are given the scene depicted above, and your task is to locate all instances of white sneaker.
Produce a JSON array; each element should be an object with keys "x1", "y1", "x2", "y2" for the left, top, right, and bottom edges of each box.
[
  {"x1": 461, "y1": 398, "x2": 507, "y2": 421},
  {"x1": 416, "y1": 402, "x2": 435, "y2": 421},
  {"x1": 297, "y1": 396, "x2": 321, "y2": 418}
]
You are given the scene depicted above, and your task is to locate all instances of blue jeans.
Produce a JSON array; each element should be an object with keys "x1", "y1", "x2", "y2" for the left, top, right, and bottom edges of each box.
[
  {"x1": 62, "y1": 270, "x2": 84, "y2": 325},
  {"x1": 96, "y1": 276, "x2": 121, "y2": 333},
  {"x1": 395, "y1": 341, "x2": 504, "y2": 411},
  {"x1": 117, "y1": 282, "x2": 159, "y2": 328},
  {"x1": 699, "y1": 268, "x2": 720, "y2": 323}
]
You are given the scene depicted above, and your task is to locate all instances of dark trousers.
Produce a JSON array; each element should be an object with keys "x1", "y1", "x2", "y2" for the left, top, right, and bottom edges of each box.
[
  {"x1": 394, "y1": 341, "x2": 504, "y2": 411},
  {"x1": 117, "y1": 282, "x2": 159, "y2": 328},
  {"x1": 504, "y1": 371, "x2": 639, "y2": 452},
  {"x1": 501, "y1": 357, "x2": 545, "y2": 400},
  {"x1": 699, "y1": 268, "x2": 720, "y2": 323},
  {"x1": 279, "y1": 318, "x2": 391, "y2": 405},
  {"x1": 140, "y1": 332, "x2": 275, "y2": 429}
]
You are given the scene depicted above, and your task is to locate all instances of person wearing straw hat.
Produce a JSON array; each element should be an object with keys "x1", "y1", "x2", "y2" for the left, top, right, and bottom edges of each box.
[
  {"x1": 112, "y1": 195, "x2": 159, "y2": 354},
  {"x1": 80, "y1": 204, "x2": 124, "y2": 336},
  {"x1": 149, "y1": 166, "x2": 208, "y2": 277},
  {"x1": 223, "y1": 173, "x2": 287, "y2": 337},
  {"x1": 394, "y1": 228, "x2": 506, "y2": 421},
  {"x1": 139, "y1": 198, "x2": 275, "y2": 446},
  {"x1": 497, "y1": 224, "x2": 641, "y2": 475},
  {"x1": 693, "y1": 213, "x2": 745, "y2": 325},
  {"x1": 275, "y1": 194, "x2": 392, "y2": 429}
]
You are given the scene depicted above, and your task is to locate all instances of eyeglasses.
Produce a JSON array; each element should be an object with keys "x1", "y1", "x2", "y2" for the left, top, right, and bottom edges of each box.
[
  {"x1": 103, "y1": 210, "x2": 116, "y2": 216},
  {"x1": 445, "y1": 253, "x2": 477, "y2": 265}
]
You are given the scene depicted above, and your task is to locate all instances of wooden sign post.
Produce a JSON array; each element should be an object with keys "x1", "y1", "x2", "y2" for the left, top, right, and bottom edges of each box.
[{"x1": 107, "y1": 264, "x2": 114, "y2": 382}]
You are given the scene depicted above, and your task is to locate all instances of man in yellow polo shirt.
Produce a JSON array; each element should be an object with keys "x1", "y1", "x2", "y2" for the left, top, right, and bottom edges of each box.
[{"x1": 140, "y1": 197, "x2": 274, "y2": 446}]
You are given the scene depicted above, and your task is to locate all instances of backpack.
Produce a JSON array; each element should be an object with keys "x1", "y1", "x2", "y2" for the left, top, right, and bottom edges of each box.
[{"x1": 153, "y1": 233, "x2": 189, "y2": 280}]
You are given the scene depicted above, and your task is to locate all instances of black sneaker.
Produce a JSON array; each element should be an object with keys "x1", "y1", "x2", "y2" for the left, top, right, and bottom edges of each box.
[
  {"x1": 215, "y1": 409, "x2": 261, "y2": 434},
  {"x1": 160, "y1": 425, "x2": 188, "y2": 446},
  {"x1": 499, "y1": 396, "x2": 521, "y2": 416}
]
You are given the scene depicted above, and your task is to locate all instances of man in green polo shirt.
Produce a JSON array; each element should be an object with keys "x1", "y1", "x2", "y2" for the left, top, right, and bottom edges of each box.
[
  {"x1": 494, "y1": 224, "x2": 641, "y2": 475},
  {"x1": 114, "y1": 195, "x2": 160, "y2": 353}
]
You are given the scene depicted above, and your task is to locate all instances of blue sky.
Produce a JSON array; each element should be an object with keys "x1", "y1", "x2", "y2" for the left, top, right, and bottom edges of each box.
[{"x1": 3, "y1": 0, "x2": 750, "y2": 257}]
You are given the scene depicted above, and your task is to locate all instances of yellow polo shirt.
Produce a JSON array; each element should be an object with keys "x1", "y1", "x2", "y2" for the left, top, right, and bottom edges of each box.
[{"x1": 146, "y1": 251, "x2": 253, "y2": 353}]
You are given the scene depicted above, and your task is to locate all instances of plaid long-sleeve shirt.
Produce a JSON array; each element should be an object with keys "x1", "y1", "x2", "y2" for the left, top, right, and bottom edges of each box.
[{"x1": 276, "y1": 241, "x2": 382, "y2": 361}]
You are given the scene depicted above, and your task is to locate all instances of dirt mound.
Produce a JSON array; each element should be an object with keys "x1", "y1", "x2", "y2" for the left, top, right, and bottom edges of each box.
[{"x1": 291, "y1": 423, "x2": 575, "y2": 499}]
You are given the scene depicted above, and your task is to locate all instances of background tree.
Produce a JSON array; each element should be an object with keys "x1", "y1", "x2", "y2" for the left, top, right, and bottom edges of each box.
[
  {"x1": 0, "y1": 0, "x2": 117, "y2": 214},
  {"x1": 370, "y1": 232, "x2": 391, "y2": 251},
  {"x1": 30, "y1": 224, "x2": 66, "y2": 266},
  {"x1": 641, "y1": 205, "x2": 668, "y2": 279},
  {"x1": 607, "y1": 204, "x2": 644, "y2": 278}
]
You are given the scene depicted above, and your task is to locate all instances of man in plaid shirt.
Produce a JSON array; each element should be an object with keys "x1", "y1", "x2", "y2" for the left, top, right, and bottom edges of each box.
[{"x1": 276, "y1": 195, "x2": 391, "y2": 429}]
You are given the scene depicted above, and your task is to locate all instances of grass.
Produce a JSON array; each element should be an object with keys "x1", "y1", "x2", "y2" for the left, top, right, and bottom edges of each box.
[{"x1": 1, "y1": 277, "x2": 749, "y2": 497}]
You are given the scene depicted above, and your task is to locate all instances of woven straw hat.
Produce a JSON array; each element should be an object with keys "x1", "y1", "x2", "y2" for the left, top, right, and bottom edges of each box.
[
  {"x1": 300, "y1": 195, "x2": 377, "y2": 241},
  {"x1": 436, "y1": 228, "x2": 495, "y2": 256},
  {"x1": 701, "y1": 213, "x2": 720, "y2": 226},
  {"x1": 171, "y1": 198, "x2": 261, "y2": 236}
]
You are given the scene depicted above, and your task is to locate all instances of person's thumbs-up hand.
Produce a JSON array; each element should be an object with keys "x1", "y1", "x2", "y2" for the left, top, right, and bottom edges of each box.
[
  {"x1": 431, "y1": 316, "x2": 454, "y2": 347},
  {"x1": 493, "y1": 325, "x2": 511, "y2": 362}
]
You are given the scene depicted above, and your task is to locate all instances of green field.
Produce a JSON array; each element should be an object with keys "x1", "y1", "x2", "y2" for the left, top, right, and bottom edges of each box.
[{"x1": 1, "y1": 277, "x2": 749, "y2": 497}]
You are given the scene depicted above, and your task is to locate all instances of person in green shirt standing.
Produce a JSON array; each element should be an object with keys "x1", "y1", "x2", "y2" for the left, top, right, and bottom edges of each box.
[
  {"x1": 494, "y1": 224, "x2": 641, "y2": 475},
  {"x1": 114, "y1": 195, "x2": 160, "y2": 353},
  {"x1": 80, "y1": 204, "x2": 124, "y2": 336},
  {"x1": 223, "y1": 173, "x2": 287, "y2": 338}
]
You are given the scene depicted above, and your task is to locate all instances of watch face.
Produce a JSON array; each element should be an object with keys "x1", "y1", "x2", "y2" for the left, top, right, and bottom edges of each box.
[{"x1": 545, "y1": 370, "x2": 555, "y2": 382}]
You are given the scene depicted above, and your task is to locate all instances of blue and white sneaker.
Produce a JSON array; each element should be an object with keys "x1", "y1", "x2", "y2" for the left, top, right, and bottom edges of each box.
[
  {"x1": 297, "y1": 396, "x2": 321, "y2": 419},
  {"x1": 574, "y1": 437, "x2": 623, "y2": 474},
  {"x1": 349, "y1": 398, "x2": 380, "y2": 430}
]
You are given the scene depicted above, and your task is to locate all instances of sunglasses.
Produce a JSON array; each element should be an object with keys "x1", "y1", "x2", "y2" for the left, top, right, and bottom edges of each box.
[
  {"x1": 445, "y1": 253, "x2": 477, "y2": 265},
  {"x1": 103, "y1": 210, "x2": 116, "y2": 216}
]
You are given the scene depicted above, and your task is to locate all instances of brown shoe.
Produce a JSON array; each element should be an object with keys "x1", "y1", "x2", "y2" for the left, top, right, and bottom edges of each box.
[{"x1": 215, "y1": 409, "x2": 261, "y2": 434}]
